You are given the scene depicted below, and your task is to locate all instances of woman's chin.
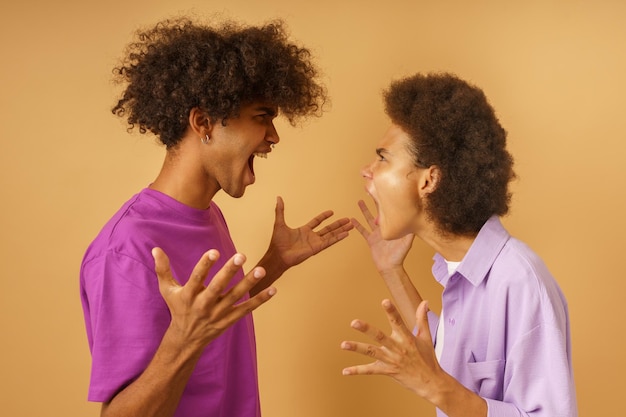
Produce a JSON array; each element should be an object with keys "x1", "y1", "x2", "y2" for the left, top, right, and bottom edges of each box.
[{"x1": 380, "y1": 225, "x2": 410, "y2": 241}]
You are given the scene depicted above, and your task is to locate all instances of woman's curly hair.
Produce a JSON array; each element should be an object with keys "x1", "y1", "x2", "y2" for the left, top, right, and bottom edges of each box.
[
  {"x1": 112, "y1": 17, "x2": 327, "y2": 148},
  {"x1": 384, "y1": 73, "x2": 516, "y2": 236}
]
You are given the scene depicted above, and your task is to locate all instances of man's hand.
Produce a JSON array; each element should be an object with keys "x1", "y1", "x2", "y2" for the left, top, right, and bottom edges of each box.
[
  {"x1": 153, "y1": 248, "x2": 276, "y2": 349},
  {"x1": 262, "y1": 196, "x2": 353, "y2": 276}
]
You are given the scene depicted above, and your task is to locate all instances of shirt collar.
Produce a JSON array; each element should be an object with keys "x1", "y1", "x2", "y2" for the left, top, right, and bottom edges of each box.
[{"x1": 432, "y1": 215, "x2": 510, "y2": 287}]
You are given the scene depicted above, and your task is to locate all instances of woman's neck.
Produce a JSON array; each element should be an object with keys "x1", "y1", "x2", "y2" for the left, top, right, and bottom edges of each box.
[{"x1": 417, "y1": 224, "x2": 476, "y2": 262}]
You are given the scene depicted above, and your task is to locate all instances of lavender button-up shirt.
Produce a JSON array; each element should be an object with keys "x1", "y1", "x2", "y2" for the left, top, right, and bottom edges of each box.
[{"x1": 429, "y1": 216, "x2": 577, "y2": 417}]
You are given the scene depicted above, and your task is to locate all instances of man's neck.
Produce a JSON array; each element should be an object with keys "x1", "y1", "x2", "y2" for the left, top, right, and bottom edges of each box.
[{"x1": 150, "y1": 140, "x2": 219, "y2": 210}]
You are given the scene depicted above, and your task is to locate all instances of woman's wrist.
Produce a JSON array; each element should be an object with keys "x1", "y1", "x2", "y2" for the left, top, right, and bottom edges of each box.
[
  {"x1": 426, "y1": 372, "x2": 487, "y2": 417},
  {"x1": 378, "y1": 264, "x2": 407, "y2": 279}
]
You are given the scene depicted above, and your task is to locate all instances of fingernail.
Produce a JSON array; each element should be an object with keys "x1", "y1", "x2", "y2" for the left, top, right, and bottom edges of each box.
[
  {"x1": 268, "y1": 287, "x2": 277, "y2": 296},
  {"x1": 253, "y1": 268, "x2": 264, "y2": 279},
  {"x1": 208, "y1": 250, "x2": 219, "y2": 261},
  {"x1": 233, "y1": 254, "x2": 245, "y2": 266},
  {"x1": 342, "y1": 369, "x2": 351, "y2": 376}
]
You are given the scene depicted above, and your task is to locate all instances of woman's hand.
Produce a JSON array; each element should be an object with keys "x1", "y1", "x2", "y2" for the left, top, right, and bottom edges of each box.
[
  {"x1": 352, "y1": 200, "x2": 414, "y2": 274},
  {"x1": 340, "y1": 299, "x2": 442, "y2": 399},
  {"x1": 341, "y1": 299, "x2": 488, "y2": 417}
]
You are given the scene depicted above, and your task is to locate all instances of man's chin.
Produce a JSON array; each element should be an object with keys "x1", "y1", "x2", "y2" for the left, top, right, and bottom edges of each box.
[
  {"x1": 223, "y1": 185, "x2": 248, "y2": 199},
  {"x1": 230, "y1": 189, "x2": 247, "y2": 199}
]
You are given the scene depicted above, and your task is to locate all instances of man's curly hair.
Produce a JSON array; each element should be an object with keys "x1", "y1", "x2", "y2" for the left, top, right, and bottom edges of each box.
[
  {"x1": 384, "y1": 73, "x2": 516, "y2": 236},
  {"x1": 111, "y1": 17, "x2": 327, "y2": 148}
]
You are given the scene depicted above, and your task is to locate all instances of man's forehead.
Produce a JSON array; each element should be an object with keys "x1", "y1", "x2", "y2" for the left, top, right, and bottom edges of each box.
[{"x1": 244, "y1": 101, "x2": 278, "y2": 114}]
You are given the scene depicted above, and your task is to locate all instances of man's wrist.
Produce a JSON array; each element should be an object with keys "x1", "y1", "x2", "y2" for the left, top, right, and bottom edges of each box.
[{"x1": 258, "y1": 248, "x2": 287, "y2": 282}]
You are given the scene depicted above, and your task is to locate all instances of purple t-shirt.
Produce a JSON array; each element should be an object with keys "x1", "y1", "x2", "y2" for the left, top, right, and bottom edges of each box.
[
  {"x1": 430, "y1": 216, "x2": 577, "y2": 417},
  {"x1": 80, "y1": 188, "x2": 260, "y2": 417}
]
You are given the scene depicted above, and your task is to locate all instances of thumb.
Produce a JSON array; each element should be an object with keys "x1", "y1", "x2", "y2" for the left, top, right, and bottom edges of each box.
[
  {"x1": 415, "y1": 300, "x2": 432, "y2": 340},
  {"x1": 274, "y1": 196, "x2": 286, "y2": 225},
  {"x1": 152, "y1": 247, "x2": 180, "y2": 295}
]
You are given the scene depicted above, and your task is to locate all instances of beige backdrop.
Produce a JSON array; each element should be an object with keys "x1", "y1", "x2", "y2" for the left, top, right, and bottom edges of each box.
[{"x1": 1, "y1": 0, "x2": 624, "y2": 416}]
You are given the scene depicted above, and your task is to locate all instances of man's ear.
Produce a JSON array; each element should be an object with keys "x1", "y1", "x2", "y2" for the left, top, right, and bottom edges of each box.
[
  {"x1": 188, "y1": 107, "x2": 213, "y2": 138},
  {"x1": 419, "y1": 165, "x2": 440, "y2": 196}
]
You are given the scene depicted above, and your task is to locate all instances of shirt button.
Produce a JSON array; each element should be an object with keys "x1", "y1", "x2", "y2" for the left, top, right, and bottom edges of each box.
[{"x1": 448, "y1": 318, "x2": 456, "y2": 326}]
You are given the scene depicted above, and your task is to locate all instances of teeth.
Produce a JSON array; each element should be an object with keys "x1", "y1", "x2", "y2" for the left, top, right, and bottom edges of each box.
[{"x1": 253, "y1": 152, "x2": 268, "y2": 158}]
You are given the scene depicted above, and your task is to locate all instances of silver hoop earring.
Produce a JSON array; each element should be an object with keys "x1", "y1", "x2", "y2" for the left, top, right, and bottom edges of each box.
[{"x1": 201, "y1": 134, "x2": 210, "y2": 144}]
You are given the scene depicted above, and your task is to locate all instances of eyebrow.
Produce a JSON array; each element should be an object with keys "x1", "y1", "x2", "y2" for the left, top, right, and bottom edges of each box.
[{"x1": 254, "y1": 106, "x2": 278, "y2": 117}]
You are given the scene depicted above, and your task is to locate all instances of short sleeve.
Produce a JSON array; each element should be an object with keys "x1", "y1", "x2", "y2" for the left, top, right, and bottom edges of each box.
[{"x1": 81, "y1": 251, "x2": 170, "y2": 402}]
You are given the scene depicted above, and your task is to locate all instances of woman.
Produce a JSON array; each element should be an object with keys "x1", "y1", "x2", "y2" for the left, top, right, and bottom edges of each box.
[{"x1": 341, "y1": 73, "x2": 577, "y2": 417}]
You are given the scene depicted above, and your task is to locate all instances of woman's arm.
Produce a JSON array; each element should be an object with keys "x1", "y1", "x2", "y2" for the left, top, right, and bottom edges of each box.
[
  {"x1": 351, "y1": 200, "x2": 423, "y2": 328},
  {"x1": 341, "y1": 299, "x2": 487, "y2": 417}
]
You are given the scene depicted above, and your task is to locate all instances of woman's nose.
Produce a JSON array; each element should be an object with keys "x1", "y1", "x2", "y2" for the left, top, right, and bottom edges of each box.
[{"x1": 361, "y1": 163, "x2": 373, "y2": 179}]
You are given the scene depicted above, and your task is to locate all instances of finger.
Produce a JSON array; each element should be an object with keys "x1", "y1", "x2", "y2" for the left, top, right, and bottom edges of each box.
[
  {"x1": 339, "y1": 343, "x2": 389, "y2": 376},
  {"x1": 203, "y1": 253, "x2": 246, "y2": 298},
  {"x1": 351, "y1": 217, "x2": 370, "y2": 239},
  {"x1": 349, "y1": 319, "x2": 392, "y2": 348},
  {"x1": 340, "y1": 339, "x2": 388, "y2": 360},
  {"x1": 229, "y1": 284, "x2": 277, "y2": 317},
  {"x1": 341, "y1": 363, "x2": 380, "y2": 376},
  {"x1": 305, "y1": 209, "x2": 335, "y2": 230},
  {"x1": 320, "y1": 227, "x2": 353, "y2": 247},
  {"x1": 315, "y1": 220, "x2": 354, "y2": 248},
  {"x1": 199, "y1": 285, "x2": 277, "y2": 342},
  {"x1": 186, "y1": 249, "x2": 221, "y2": 289},
  {"x1": 221, "y1": 266, "x2": 267, "y2": 305},
  {"x1": 316, "y1": 217, "x2": 353, "y2": 237},
  {"x1": 152, "y1": 247, "x2": 181, "y2": 295},
  {"x1": 381, "y1": 299, "x2": 413, "y2": 338},
  {"x1": 414, "y1": 300, "x2": 432, "y2": 341},
  {"x1": 274, "y1": 196, "x2": 286, "y2": 226},
  {"x1": 357, "y1": 200, "x2": 377, "y2": 228}
]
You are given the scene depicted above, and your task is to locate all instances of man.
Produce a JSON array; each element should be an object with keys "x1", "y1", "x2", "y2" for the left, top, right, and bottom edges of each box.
[{"x1": 80, "y1": 17, "x2": 352, "y2": 417}]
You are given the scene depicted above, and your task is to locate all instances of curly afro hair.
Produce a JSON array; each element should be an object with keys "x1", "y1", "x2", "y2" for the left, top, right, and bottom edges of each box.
[
  {"x1": 384, "y1": 73, "x2": 516, "y2": 236},
  {"x1": 111, "y1": 17, "x2": 327, "y2": 148}
]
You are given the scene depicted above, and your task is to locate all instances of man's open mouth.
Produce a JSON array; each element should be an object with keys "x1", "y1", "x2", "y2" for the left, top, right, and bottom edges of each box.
[{"x1": 248, "y1": 152, "x2": 269, "y2": 176}]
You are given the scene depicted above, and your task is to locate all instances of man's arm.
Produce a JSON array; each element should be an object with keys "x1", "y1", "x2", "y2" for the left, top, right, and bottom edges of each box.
[
  {"x1": 100, "y1": 249, "x2": 276, "y2": 417},
  {"x1": 251, "y1": 196, "x2": 353, "y2": 295}
]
